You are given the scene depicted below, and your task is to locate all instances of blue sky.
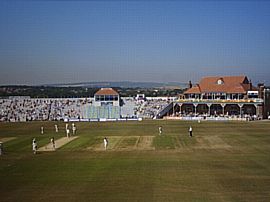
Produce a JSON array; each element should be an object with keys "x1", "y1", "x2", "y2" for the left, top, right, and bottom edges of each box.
[{"x1": 0, "y1": 1, "x2": 270, "y2": 85}]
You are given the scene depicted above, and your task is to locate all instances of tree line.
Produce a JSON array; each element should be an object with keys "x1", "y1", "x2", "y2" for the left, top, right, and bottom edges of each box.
[{"x1": 0, "y1": 86, "x2": 185, "y2": 98}]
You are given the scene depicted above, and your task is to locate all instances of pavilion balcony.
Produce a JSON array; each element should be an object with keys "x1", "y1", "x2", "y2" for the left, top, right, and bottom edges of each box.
[{"x1": 177, "y1": 98, "x2": 263, "y2": 104}]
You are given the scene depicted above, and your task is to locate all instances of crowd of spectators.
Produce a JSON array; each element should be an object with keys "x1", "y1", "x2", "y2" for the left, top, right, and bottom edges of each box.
[
  {"x1": 0, "y1": 98, "x2": 93, "y2": 122},
  {"x1": 49, "y1": 98, "x2": 92, "y2": 121},
  {"x1": 135, "y1": 98, "x2": 170, "y2": 118},
  {"x1": 0, "y1": 97, "x2": 173, "y2": 121},
  {"x1": 0, "y1": 99, "x2": 51, "y2": 122}
]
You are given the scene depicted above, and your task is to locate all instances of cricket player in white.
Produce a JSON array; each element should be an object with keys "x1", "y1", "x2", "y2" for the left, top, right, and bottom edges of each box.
[
  {"x1": 72, "y1": 123, "x2": 76, "y2": 135},
  {"x1": 104, "y1": 137, "x2": 108, "y2": 150},
  {"x1": 159, "y1": 126, "x2": 162, "y2": 135},
  {"x1": 32, "y1": 138, "x2": 37, "y2": 154},
  {"x1": 55, "y1": 124, "x2": 58, "y2": 133},
  {"x1": 66, "y1": 129, "x2": 70, "y2": 138},
  {"x1": 189, "y1": 126, "x2": 193, "y2": 137},
  {"x1": 72, "y1": 125, "x2": 76, "y2": 135},
  {"x1": 51, "y1": 137, "x2": 56, "y2": 150},
  {"x1": 40, "y1": 126, "x2": 44, "y2": 135}
]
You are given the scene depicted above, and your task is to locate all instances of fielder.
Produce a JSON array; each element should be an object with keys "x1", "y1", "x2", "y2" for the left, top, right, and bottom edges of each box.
[
  {"x1": 66, "y1": 128, "x2": 70, "y2": 138},
  {"x1": 104, "y1": 137, "x2": 108, "y2": 150},
  {"x1": 159, "y1": 126, "x2": 163, "y2": 135},
  {"x1": 72, "y1": 124, "x2": 76, "y2": 135},
  {"x1": 55, "y1": 124, "x2": 58, "y2": 133},
  {"x1": 51, "y1": 137, "x2": 56, "y2": 150},
  {"x1": 189, "y1": 126, "x2": 193, "y2": 137},
  {"x1": 32, "y1": 138, "x2": 37, "y2": 154}
]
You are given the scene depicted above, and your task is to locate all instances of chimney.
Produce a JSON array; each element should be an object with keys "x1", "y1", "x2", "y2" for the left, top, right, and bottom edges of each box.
[
  {"x1": 249, "y1": 79, "x2": 252, "y2": 91},
  {"x1": 189, "y1": 80, "x2": 192, "y2": 89},
  {"x1": 257, "y1": 83, "x2": 265, "y2": 99}
]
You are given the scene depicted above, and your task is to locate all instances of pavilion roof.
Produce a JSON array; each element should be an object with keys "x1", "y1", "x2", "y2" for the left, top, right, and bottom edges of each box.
[
  {"x1": 184, "y1": 76, "x2": 257, "y2": 94},
  {"x1": 95, "y1": 88, "x2": 119, "y2": 96}
]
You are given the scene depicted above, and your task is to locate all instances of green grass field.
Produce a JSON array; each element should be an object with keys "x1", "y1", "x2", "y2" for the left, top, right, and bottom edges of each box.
[{"x1": 0, "y1": 120, "x2": 270, "y2": 202}]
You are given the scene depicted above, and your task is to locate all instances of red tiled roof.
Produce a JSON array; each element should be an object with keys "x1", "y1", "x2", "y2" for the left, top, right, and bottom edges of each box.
[
  {"x1": 184, "y1": 76, "x2": 256, "y2": 94},
  {"x1": 95, "y1": 88, "x2": 119, "y2": 96},
  {"x1": 185, "y1": 84, "x2": 201, "y2": 94}
]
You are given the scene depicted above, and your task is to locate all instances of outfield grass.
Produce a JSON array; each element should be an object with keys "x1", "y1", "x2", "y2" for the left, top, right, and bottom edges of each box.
[{"x1": 0, "y1": 120, "x2": 270, "y2": 201}]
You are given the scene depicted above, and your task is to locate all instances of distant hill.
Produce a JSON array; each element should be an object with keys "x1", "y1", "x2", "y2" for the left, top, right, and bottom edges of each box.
[{"x1": 45, "y1": 81, "x2": 188, "y2": 89}]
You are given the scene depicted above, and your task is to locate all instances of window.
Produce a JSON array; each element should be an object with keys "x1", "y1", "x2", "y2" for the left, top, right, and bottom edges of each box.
[
  {"x1": 105, "y1": 95, "x2": 110, "y2": 101},
  {"x1": 217, "y1": 79, "x2": 224, "y2": 85},
  {"x1": 95, "y1": 96, "x2": 100, "y2": 101}
]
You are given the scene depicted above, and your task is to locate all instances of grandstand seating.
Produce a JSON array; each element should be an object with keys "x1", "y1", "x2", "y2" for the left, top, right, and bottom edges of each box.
[
  {"x1": 0, "y1": 97, "x2": 170, "y2": 121},
  {"x1": 120, "y1": 99, "x2": 136, "y2": 118}
]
